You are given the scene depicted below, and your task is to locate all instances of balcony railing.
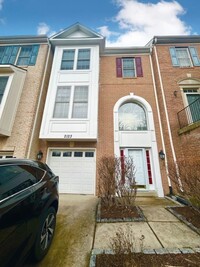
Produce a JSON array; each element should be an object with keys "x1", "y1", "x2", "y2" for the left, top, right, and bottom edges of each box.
[{"x1": 177, "y1": 97, "x2": 200, "y2": 129}]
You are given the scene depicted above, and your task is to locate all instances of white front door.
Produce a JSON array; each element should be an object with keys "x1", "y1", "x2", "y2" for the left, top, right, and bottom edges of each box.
[{"x1": 127, "y1": 149, "x2": 147, "y2": 187}]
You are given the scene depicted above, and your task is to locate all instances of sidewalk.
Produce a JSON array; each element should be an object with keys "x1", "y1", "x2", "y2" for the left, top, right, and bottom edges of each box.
[{"x1": 93, "y1": 197, "x2": 200, "y2": 252}]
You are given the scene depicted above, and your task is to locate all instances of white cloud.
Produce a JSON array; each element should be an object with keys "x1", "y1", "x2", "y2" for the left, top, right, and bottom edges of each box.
[
  {"x1": 104, "y1": 0, "x2": 191, "y2": 46},
  {"x1": 37, "y1": 22, "x2": 56, "y2": 36},
  {"x1": 97, "y1": 26, "x2": 119, "y2": 39}
]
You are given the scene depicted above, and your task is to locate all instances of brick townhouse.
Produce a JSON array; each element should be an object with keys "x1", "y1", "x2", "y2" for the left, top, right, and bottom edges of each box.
[
  {"x1": 0, "y1": 35, "x2": 51, "y2": 159},
  {"x1": 150, "y1": 36, "x2": 200, "y2": 193},
  {"x1": 1, "y1": 23, "x2": 199, "y2": 197}
]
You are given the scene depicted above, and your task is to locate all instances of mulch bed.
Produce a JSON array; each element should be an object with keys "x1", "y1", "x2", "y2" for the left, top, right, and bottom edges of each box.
[
  {"x1": 169, "y1": 206, "x2": 200, "y2": 229},
  {"x1": 95, "y1": 200, "x2": 200, "y2": 266},
  {"x1": 97, "y1": 201, "x2": 145, "y2": 222},
  {"x1": 167, "y1": 206, "x2": 200, "y2": 234},
  {"x1": 96, "y1": 252, "x2": 200, "y2": 267}
]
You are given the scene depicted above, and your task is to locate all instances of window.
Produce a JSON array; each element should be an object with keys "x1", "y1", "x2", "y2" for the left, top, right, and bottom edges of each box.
[
  {"x1": 52, "y1": 151, "x2": 61, "y2": 157},
  {"x1": 0, "y1": 165, "x2": 44, "y2": 200},
  {"x1": 0, "y1": 45, "x2": 39, "y2": 66},
  {"x1": 0, "y1": 151, "x2": 13, "y2": 159},
  {"x1": 116, "y1": 57, "x2": 143, "y2": 78},
  {"x1": 77, "y1": 49, "x2": 90, "y2": 69},
  {"x1": 119, "y1": 102, "x2": 147, "y2": 131},
  {"x1": 74, "y1": 152, "x2": 83, "y2": 157},
  {"x1": 60, "y1": 49, "x2": 75, "y2": 70},
  {"x1": 183, "y1": 89, "x2": 200, "y2": 123},
  {"x1": 122, "y1": 58, "x2": 136, "y2": 78},
  {"x1": 170, "y1": 47, "x2": 200, "y2": 67},
  {"x1": 53, "y1": 86, "x2": 71, "y2": 118},
  {"x1": 63, "y1": 151, "x2": 72, "y2": 157},
  {"x1": 53, "y1": 85, "x2": 88, "y2": 119},
  {"x1": 85, "y1": 152, "x2": 94, "y2": 157},
  {"x1": 72, "y1": 86, "x2": 88, "y2": 118},
  {"x1": 61, "y1": 48, "x2": 90, "y2": 70},
  {"x1": 0, "y1": 76, "x2": 9, "y2": 103}
]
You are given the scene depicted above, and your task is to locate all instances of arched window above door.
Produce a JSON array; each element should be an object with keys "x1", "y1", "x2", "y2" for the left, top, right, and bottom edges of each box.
[{"x1": 118, "y1": 102, "x2": 147, "y2": 131}]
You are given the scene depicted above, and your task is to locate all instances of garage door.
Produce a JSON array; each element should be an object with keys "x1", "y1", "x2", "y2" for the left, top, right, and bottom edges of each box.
[{"x1": 48, "y1": 149, "x2": 95, "y2": 194}]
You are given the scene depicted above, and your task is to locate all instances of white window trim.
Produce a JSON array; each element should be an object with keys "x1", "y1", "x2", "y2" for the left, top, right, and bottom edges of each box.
[
  {"x1": 180, "y1": 86, "x2": 200, "y2": 107},
  {"x1": 122, "y1": 58, "x2": 136, "y2": 78},
  {"x1": 176, "y1": 47, "x2": 193, "y2": 67},
  {"x1": 0, "y1": 74, "x2": 13, "y2": 113},
  {"x1": 53, "y1": 85, "x2": 89, "y2": 119},
  {"x1": 61, "y1": 48, "x2": 91, "y2": 71}
]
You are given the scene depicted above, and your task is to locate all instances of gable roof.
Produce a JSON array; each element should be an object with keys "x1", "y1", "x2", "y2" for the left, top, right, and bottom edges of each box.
[{"x1": 50, "y1": 22, "x2": 105, "y2": 51}]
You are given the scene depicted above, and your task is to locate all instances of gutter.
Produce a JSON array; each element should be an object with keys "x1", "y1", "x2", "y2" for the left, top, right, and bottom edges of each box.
[
  {"x1": 26, "y1": 41, "x2": 51, "y2": 159},
  {"x1": 153, "y1": 46, "x2": 180, "y2": 194},
  {"x1": 149, "y1": 53, "x2": 172, "y2": 193}
]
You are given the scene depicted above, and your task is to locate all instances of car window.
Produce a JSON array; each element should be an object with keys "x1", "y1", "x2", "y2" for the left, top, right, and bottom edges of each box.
[
  {"x1": 0, "y1": 165, "x2": 44, "y2": 201},
  {"x1": 36, "y1": 162, "x2": 55, "y2": 177}
]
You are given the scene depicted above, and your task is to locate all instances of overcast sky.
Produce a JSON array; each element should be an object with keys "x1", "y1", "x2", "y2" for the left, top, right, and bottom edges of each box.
[{"x1": 0, "y1": 0, "x2": 199, "y2": 46}]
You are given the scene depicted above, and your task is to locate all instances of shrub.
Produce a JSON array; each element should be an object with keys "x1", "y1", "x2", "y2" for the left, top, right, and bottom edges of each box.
[
  {"x1": 168, "y1": 160, "x2": 200, "y2": 210},
  {"x1": 97, "y1": 155, "x2": 137, "y2": 207}
]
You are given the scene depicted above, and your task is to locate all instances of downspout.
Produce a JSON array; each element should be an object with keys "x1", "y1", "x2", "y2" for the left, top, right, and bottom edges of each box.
[
  {"x1": 149, "y1": 51, "x2": 172, "y2": 194},
  {"x1": 26, "y1": 41, "x2": 51, "y2": 159},
  {"x1": 154, "y1": 45, "x2": 180, "y2": 193}
]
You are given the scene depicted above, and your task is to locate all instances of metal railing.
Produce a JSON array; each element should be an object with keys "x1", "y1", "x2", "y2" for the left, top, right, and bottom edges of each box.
[{"x1": 177, "y1": 97, "x2": 200, "y2": 129}]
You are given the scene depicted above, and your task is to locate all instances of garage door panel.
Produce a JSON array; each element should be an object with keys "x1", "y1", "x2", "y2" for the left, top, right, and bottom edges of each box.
[{"x1": 48, "y1": 149, "x2": 95, "y2": 194}]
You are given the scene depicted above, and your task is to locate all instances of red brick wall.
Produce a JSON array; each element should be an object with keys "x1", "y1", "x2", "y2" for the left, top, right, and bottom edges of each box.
[
  {"x1": 97, "y1": 54, "x2": 169, "y2": 194},
  {"x1": 153, "y1": 44, "x2": 200, "y2": 163}
]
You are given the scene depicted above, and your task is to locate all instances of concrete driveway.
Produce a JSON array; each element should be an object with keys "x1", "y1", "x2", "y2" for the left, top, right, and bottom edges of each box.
[
  {"x1": 25, "y1": 194, "x2": 98, "y2": 267},
  {"x1": 24, "y1": 195, "x2": 200, "y2": 267}
]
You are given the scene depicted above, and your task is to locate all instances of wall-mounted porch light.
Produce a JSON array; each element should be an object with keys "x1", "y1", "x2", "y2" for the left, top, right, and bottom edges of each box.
[
  {"x1": 159, "y1": 150, "x2": 165, "y2": 160},
  {"x1": 37, "y1": 150, "x2": 43, "y2": 160}
]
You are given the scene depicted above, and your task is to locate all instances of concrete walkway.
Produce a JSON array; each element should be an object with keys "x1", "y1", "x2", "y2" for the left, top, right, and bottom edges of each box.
[
  {"x1": 94, "y1": 197, "x2": 200, "y2": 252},
  {"x1": 25, "y1": 195, "x2": 200, "y2": 267}
]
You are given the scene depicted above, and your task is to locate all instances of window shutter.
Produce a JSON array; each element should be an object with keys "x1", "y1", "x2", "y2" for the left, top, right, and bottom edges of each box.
[
  {"x1": 116, "y1": 58, "x2": 122, "y2": 77},
  {"x1": 135, "y1": 57, "x2": 143, "y2": 77},
  {"x1": 29, "y1": 45, "x2": 39, "y2": 65},
  {"x1": 169, "y1": 47, "x2": 179, "y2": 66},
  {"x1": 189, "y1": 47, "x2": 200, "y2": 66}
]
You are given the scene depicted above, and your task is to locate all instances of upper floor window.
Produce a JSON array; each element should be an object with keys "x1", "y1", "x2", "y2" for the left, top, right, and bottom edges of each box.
[
  {"x1": 170, "y1": 47, "x2": 200, "y2": 67},
  {"x1": 60, "y1": 48, "x2": 90, "y2": 70},
  {"x1": 119, "y1": 102, "x2": 147, "y2": 131},
  {"x1": 53, "y1": 85, "x2": 88, "y2": 119},
  {"x1": 116, "y1": 57, "x2": 143, "y2": 78},
  {"x1": 0, "y1": 45, "x2": 39, "y2": 66},
  {"x1": 183, "y1": 88, "x2": 200, "y2": 123},
  {"x1": 0, "y1": 76, "x2": 9, "y2": 103}
]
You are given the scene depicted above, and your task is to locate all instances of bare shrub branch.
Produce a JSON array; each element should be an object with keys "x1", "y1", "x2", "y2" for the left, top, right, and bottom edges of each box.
[
  {"x1": 98, "y1": 155, "x2": 137, "y2": 207},
  {"x1": 168, "y1": 160, "x2": 200, "y2": 210}
]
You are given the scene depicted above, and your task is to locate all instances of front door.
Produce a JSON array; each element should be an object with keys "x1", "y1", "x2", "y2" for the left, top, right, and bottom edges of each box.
[{"x1": 127, "y1": 149, "x2": 147, "y2": 188}]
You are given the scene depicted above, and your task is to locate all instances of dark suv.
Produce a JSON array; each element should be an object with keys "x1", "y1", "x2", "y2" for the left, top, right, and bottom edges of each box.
[{"x1": 0, "y1": 159, "x2": 59, "y2": 267}]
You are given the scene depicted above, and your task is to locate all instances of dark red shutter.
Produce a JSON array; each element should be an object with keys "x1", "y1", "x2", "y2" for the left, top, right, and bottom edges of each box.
[
  {"x1": 135, "y1": 57, "x2": 143, "y2": 77},
  {"x1": 116, "y1": 58, "x2": 122, "y2": 77}
]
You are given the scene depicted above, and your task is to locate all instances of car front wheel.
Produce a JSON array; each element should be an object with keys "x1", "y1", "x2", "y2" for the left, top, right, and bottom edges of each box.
[{"x1": 33, "y1": 207, "x2": 56, "y2": 261}]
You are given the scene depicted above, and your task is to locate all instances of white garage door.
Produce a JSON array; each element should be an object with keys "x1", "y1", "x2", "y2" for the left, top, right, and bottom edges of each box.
[{"x1": 48, "y1": 149, "x2": 95, "y2": 194}]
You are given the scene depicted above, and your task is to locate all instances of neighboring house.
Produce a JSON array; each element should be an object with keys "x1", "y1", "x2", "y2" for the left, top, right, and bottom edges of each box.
[
  {"x1": 150, "y1": 36, "x2": 200, "y2": 193},
  {"x1": 0, "y1": 35, "x2": 50, "y2": 160}
]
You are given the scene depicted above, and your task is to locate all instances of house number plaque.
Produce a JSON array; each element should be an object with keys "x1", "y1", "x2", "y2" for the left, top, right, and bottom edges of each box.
[{"x1": 64, "y1": 134, "x2": 72, "y2": 139}]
